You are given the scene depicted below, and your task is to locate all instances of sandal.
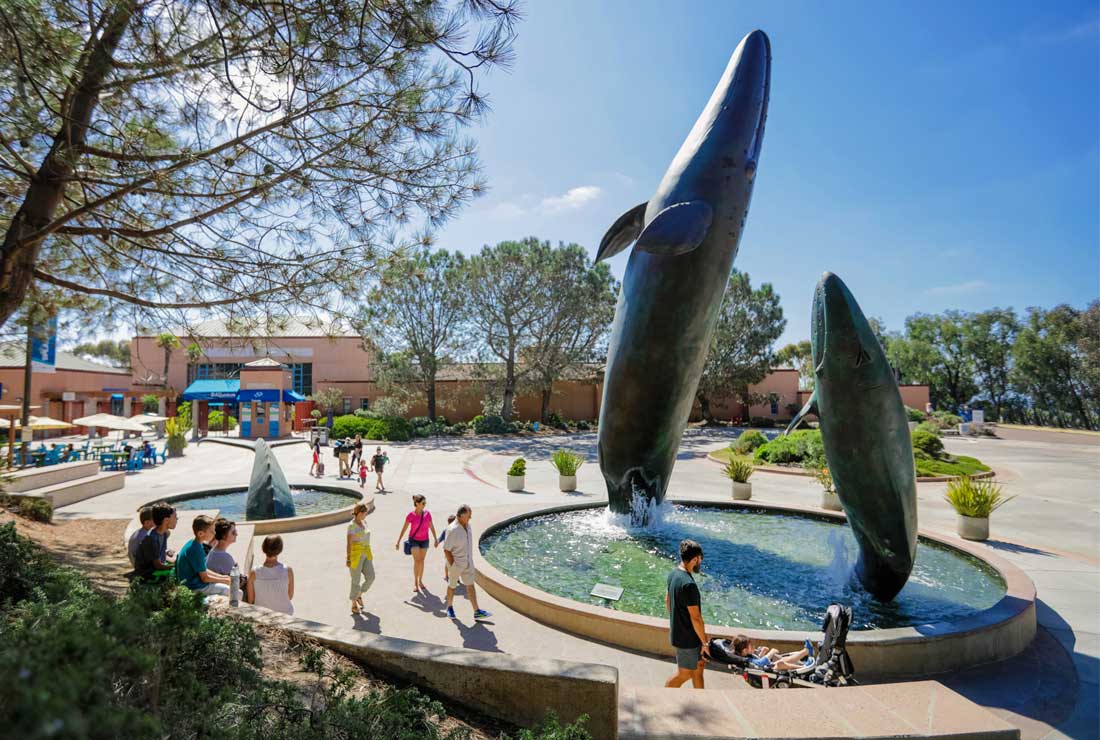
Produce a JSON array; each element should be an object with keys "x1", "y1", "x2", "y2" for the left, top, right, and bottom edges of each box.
[{"x1": 351, "y1": 604, "x2": 361, "y2": 615}]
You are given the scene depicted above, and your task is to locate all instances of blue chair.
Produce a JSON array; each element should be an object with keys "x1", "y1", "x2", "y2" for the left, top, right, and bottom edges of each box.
[
  {"x1": 155, "y1": 445, "x2": 168, "y2": 464},
  {"x1": 127, "y1": 454, "x2": 144, "y2": 472},
  {"x1": 43, "y1": 448, "x2": 62, "y2": 466}
]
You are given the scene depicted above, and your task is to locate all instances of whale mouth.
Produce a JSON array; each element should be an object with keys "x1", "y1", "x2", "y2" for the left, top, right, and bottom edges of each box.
[{"x1": 744, "y1": 31, "x2": 771, "y2": 175}]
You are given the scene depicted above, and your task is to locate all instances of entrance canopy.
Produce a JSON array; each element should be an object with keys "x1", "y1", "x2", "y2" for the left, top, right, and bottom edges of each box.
[{"x1": 181, "y1": 379, "x2": 305, "y2": 403}]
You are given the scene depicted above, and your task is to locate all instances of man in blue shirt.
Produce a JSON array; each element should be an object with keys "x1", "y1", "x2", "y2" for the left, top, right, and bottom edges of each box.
[{"x1": 175, "y1": 515, "x2": 232, "y2": 596}]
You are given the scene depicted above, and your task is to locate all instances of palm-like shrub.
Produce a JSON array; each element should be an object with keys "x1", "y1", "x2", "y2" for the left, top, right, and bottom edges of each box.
[
  {"x1": 730, "y1": 430, "x2": 767, "y2": 454},
  {"x1": 166, "y1": 417, "x2": 187, "y2": 456},
  {"x1": 944, "y1": 476, "x2": 1013, "y2": 518},
  {"x1": 508, "y1": 458, "x2": 526, "y2": 477},
  {"x1": 723, "y1": 456, "x2": 754, "y2": 483},
  {"x1": 551, "y1": 449, "x2": 584, "y2": 476}
]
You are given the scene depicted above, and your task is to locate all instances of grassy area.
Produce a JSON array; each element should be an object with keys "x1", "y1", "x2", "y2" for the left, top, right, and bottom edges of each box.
[{"x1": 914, "y1": 453, "x2": 991, "y2": 478}]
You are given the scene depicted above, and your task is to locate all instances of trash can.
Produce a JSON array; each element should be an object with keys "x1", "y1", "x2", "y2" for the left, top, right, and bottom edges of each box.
[
  {"x1": 318, "y1": 426, "x2": 329, "y2": 445},
  {"x1": 309, "y1": 427, "x2": 319, "y2": 445}
]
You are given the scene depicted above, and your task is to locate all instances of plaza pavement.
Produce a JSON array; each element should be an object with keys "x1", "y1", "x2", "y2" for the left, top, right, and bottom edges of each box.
[{"x1": 54, "y1": 427, "x2": 1099, "y2": 738}]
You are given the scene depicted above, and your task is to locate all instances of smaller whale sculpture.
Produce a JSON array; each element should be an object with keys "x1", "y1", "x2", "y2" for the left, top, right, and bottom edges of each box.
[
  {"x1": 245, "y1": 438, "x2": 296, "y2": 520},
  {"x1": 787, "y1": 273, "x2": 917, "y2": 601}
]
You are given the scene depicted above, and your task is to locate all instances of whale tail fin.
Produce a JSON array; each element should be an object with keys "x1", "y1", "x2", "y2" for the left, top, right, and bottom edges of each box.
[
  {"x1": 785, "y1": 390, "x2": 818, "y2": 436},
  {"x1": 596, "y1": 202, "x2": 647, "y2": 262}
]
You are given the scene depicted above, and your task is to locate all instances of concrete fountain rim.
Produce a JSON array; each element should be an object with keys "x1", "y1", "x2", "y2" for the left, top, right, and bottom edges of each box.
[
  {"x1": 152, "y1": 484, "x2": 368, "y2": 534},
  {"x1": 474, "y1": 498, "x2": 1036, "y2": 679}
]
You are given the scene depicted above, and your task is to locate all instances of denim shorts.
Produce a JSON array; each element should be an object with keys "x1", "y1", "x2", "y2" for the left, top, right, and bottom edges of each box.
[
  {"x1": 409, "y1": 538, "x2": 429, "y2": 550},
  {"x1": 675, "y1": 645, "x2": 703, "y2": 670}
]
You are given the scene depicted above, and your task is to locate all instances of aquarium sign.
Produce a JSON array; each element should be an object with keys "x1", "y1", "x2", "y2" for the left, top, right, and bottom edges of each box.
[{"x1": 590, "y1": 583, "x2": 624, "y2": 601}]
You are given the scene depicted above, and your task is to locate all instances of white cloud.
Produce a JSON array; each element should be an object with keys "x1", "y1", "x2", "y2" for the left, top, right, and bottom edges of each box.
[
  {"x1": 540, "y1": 185, "x2": 602, "y2": 213},
  {"x1": 925, "y1": 280, "x2": 989, "y2": 295}
]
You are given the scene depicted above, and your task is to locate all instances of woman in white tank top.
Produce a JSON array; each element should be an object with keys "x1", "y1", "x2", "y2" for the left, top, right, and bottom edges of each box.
[{"x1": 247, "y1": 535, "x2": 294, "y2": 615}]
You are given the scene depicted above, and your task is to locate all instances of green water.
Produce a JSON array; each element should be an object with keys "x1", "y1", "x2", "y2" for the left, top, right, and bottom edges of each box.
[{"x1": 480, "y1": 505, "x2": 1005, "y2": 631}]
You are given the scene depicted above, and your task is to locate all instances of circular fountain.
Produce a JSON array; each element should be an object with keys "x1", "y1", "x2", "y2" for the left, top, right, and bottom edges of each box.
[{"x1": 476, "y1": 501, "x2": 1036, "y2": 678}]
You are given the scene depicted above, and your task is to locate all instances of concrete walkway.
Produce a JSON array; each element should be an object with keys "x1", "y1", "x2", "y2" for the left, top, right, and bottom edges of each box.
[{"x1": 55, "y1": 428, "x2": 1099, "y2": 738}]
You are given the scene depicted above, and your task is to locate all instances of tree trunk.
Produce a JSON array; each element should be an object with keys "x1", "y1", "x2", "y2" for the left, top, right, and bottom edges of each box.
[
  {"x1": 500, "y1": 356, "x2": 515, "y2": 421},
  {"x1": 163, "y1": 349, "x2": 171, "y2": 387},
  {"x1": 0, "y1": 0, "x2": 137, "y2": 328},
  {"x1": 697, "y1": 391, "x2": 715, "y2": 425},
  {"x1": 426, "y1": 380, "x2": 437, "y2": 421},
  {"x1": 540, "y1": 387, "x2": 552, "y2": 423}
]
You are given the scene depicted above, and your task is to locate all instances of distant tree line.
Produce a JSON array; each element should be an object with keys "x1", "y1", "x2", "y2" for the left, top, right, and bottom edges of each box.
[{"x1": 777, "y1": 302, "x2": 1100, "y2": 430}]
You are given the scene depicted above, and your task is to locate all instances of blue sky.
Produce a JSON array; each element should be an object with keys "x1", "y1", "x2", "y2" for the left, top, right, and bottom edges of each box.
[{"x1": 436, "y1": 1, "x2": 1100, "y2": 346}]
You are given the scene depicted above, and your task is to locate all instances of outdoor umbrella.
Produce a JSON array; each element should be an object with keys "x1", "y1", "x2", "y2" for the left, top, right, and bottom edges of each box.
[
  {"x1": 72, "y1": 413, "x2": 152, "y2": 433},
  {"x1": 0, "y1": 416, "x2": 74, "y2": 429},
  {"x1": 130, "y1": 414, "x2": 169, "y2": 424}
]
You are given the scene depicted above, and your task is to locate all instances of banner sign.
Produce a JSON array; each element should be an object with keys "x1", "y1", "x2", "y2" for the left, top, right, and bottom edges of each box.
[{"x1": 31, "y1": 316, "x2": 57, "y2": 373}]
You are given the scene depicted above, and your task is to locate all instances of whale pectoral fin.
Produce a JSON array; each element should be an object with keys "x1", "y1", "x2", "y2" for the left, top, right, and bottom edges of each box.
[
  {"x1": 785, "y1": 391, "x2": 818, "y2": 435},
  {"x1": 634, "y1": 200, "x2": 713, "y2": 257},
  {"x1": 595, "y1": 202, "x2": 647, "y2": 262}
]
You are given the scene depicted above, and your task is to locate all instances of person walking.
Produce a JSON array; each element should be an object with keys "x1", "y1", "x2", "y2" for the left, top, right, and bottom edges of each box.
[
  {"x1": 443, "y1": 504, "x2": 490, "y2": 621},
  {"x1": 346, "y1": 503, "x2": 375, "y2": 614},
  {"x1": 371, "y1": 447, "x2": 388, "y2": 491},
  {"x1": 310, "y1": 439, "x2": 322, "y2": 478},
  {"x1": 395, "y1": 494, "x2": 437, "y2": 592},
  {"x1": 665, "y1": 539, "x2": 710, "y2": 689},
  {"x1": 351, "y1": 434, "x2": 363, "y2": 468}
]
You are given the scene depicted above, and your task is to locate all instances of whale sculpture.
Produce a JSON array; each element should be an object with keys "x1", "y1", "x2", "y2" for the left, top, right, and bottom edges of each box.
[
  {"x1": 786, "y1": 272, "x2": 917, "y2": 601},
  {"x1": 245, "y1": 438, "x2": 296, "y2": 520},
  {"x1": 596, "y1": 30, "x2": 771, "y2": 518}
]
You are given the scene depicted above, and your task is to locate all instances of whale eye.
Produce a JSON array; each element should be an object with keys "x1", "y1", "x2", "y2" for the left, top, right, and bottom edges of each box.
[{"x1": 745, "y1": 160, "x2": 757, "y2": 181}]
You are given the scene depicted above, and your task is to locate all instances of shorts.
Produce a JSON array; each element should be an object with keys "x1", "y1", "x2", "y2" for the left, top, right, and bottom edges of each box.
[
  {"x1": 675, "y1": 645, "x2": 703, "y2": 670},
  {"x1": 409, "y1": 538, "x2": 429, "y2": 550},
  {"x1": 447, "y1": 564, "x2": 475, "y2": 589}
]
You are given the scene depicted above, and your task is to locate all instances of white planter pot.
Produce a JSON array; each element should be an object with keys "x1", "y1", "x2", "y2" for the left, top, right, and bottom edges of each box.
[
  {"x1": 507, "y1": 474, "x2": 525, "y2": 492},
  {"x1": 731, "y1": 481, "x2": 752, "y2": 500},
  {"x1": 821, "y1": 491, "x2": 843, "y2": 511},
  {"x1": 559, "y1": 474, "x2": 577, "y2": 492},
  {"x1": 907, "y1": 421, "x2": 919, "y2": 432},
  {"x1": 957, "y1": 514, "x2": 989, "y2": 541}
]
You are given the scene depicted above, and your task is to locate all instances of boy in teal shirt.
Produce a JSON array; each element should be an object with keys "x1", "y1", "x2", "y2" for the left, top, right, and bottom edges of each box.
[{"x1": 175, "y1": 515, "x2": 232, "y2": 596}]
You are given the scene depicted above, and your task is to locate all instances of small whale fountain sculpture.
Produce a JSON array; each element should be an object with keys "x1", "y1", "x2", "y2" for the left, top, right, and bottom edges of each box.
[{"x1": 245, "y1": 438, "x2": 296, "y2": 519}]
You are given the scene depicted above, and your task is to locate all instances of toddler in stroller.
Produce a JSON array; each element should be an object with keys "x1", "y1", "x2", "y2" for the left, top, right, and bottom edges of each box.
[{"x1": 708, "y1": 603, "x2": 856, "y2": 688}]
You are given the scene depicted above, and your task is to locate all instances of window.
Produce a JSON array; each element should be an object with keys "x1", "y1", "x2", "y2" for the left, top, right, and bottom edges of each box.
[
  {"x1": 289, "y1": 363, "x2": 313, "y2": 396},
  {"x1": 769, "y1": 393, "x2": 780, "y2": 415},
  {"x1": 341, "y1": 397, "x2": 352, "y2": 415},
  {"x1": 360, "y1": 398, "x2": 370, "y2": 411},
  {"x1": 188, "y1": 363, "x2": 241, "y2": 384}
]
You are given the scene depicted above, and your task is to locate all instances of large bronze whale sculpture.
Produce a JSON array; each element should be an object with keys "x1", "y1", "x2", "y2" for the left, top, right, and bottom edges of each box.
[
  {"x1": 596, "y1": 30, "x2": 771, "y2": 519},
  {"x1": 786, "y1": 272, "x2": 917, "y2": 601}
]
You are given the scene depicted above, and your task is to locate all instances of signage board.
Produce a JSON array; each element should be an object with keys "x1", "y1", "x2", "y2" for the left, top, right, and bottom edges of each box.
[
  {"x1": 971, "y1": 409, "x2": 984, "y2": 424},
  {"x1": 30, "y1": 316, "x2": 57, "y2": 373},
  {"x1": 240, "y1": 404, "x2": 251, "y2": 422},
  {"x1": 62, "y1": 391, "x2": 76, "y2": 401},
  {"x1": 590, "y1": 583, "x2": 624, "y2": 601}
]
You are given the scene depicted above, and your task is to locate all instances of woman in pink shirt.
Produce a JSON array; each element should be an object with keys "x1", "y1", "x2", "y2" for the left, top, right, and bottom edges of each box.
[{"x1": 395, "y1": 493, "x2": 438, "y2": 593}]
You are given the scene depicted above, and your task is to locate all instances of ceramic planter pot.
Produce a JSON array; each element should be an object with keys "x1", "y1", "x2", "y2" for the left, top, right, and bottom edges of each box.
[
  {"x1": 507, "y1": 474, "x2": 525, "y2": 492},
  {"x1": 731, "y1": 481, "x2": 752, "y2": 500},
  {"x1": 957, "y1": 514, "x2": 989, "y2": 541},
  {"x1": 559, "y1": 474, "x2": 577, "y2": 492},
  {"x1": 907, "y1": 421, "x2": 919, "y2": 432},
  {"x1": 821, "y1": 490, "x2": 843, "y2": 511}
]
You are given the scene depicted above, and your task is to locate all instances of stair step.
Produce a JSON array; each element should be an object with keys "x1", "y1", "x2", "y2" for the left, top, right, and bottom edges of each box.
[
  {"x1": 25, "y1": 471, "x2": 126, "y2": 508},
  {"x1": 6, "y1": 461, "x2": 100, "y2": 492}
]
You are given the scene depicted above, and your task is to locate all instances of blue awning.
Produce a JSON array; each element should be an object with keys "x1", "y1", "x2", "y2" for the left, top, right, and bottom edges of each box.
[
  {"x1": 236, "y1": 388, "x2": 306, "y2": 403},
  {"x1": 110, "y1": 393, "x2": 124, "y2": 399},
  {"x1": 283, "y1": 390, "x2": 306, "y2": 402},
  {"x1": 182, "y1": 379, "x2": 240, "y2": 401}
]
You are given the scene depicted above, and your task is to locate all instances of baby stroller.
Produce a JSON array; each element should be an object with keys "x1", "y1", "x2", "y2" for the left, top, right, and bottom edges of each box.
[{"x1": 708, "y1": 603, "x2": 857, "y2": 689}]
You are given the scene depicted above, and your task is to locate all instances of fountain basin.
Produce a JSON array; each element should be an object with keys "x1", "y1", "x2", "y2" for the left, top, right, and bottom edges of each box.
[
  {"x1": 475, "y1": 500, "x2": 1036, "y2": 678},
  {"x1": 163, "y1": 485, "x2": 365, "y2": 534}
]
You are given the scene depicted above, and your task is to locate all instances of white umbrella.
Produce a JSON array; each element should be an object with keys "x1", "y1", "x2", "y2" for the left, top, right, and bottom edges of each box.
[
  {"x1": 73, "y1": 413, "x2": 152, "y2": 433},
  {"x1": 0, "y1": 415, "x2": 75, "y2": 430},
  {"x1": 131, "y1": 413, "x2": 169, "y2": 424}
]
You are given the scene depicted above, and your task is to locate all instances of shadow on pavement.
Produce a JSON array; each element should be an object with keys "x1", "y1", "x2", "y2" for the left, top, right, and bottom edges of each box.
[
  {"x1": 983, "y1": 539, "x2": 1056, "y2": 557},
  {"x1": 453, "y1": 619, "x2": 502, "y2": 653},
  {"x1": 351, "y1": 611, "x2": 381, "y2": 634}
]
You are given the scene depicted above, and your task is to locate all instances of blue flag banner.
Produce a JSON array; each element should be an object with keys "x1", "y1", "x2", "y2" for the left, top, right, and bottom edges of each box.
[{"x1": 31, "y1": 316, "x2": 57, "y2": 374}]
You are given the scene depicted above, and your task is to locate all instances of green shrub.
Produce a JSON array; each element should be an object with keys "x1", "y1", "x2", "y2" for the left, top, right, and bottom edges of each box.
[
  {"x1": 749, "y1": 416, "x2": 776, "y2": 428},
  {"x1": 551, "y1": 449, "x2": 584, "y2": 476},
  {"x1": 944, "y1": 476, "x2": 1013, "y2": 517},
  {"x1": 508, "y1": 458, "x2": 526, "y2": 476},
  {"x1": 331, "y1": 414, "x2": 411, "y2": 441},
  {"x1": 914, "y1": 452, "x2": 991, "y2": 477},
  {"x1": 142, "y1": 394, "x2": 159, "y2": 413},
  {"x1": 730, "y1": 429, "x2": 768, "y2": 454},
  {"x1": 17, "y1": 497, "x2": 52, "y2": 523},
  {"x1": 931, "y1": 410, "x2": 963, "y2": 429},
  {"x1": 914, "y1": 421, "x2": 941, "y2": 437},
  {"x1": 905, "y1": 406, "x2": 926, "y2": 422},
  {"x1": 807, "y1": 464, "x2": 835, "y2": 493},
  {"x1": 910, "y1": 430, "x2": 944, "y2": 457},
  {"x1": 473, "y1": 414, "x2": 514, "y2": 435},
  {"x1": 208, "y1": 409, "x2": 237, "y2": 430},
  {"x1": 753, "y1": 429, "x2": 823, "y2": 466},
  {"x1": 507, "y1": 712, "x2": 591, "y2": 740},
  {"x1": 444, "y1": 421, "x2": 468, "y2": 436},
  {"x1": 545, "y1": 411, "x2": 570, "y2": 430},
  {"x1": 166, "y1": 417, "x2": 187, "y2": 456},
  {"x1": 723, "y1": 456, "x2": 754, "y2": 483}
]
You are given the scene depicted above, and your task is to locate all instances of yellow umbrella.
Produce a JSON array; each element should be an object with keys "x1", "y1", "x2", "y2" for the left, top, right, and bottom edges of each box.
[{"x1": 0, "y1": 416, "x2": 76, "y2": 429}]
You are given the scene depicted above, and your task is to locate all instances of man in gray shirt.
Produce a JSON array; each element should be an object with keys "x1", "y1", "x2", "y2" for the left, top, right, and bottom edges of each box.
[{"x1": 442, "y1": 504, "x2": 491, "y2": 622}]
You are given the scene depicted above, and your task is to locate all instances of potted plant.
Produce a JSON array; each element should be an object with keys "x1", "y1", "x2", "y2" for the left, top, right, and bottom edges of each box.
[
  {"x1": 507, "y1": 458, "x2": 526, "y2": 492},
  {"x1": 723, "y1": 456, "x2": 754, "y2": 500},
  {"x1": 551, "y1": 449, "x2": 584, "y2": 492},
  {"x1": 944, "y1": 476, "x2": 1013, "y2": 541},
  {"x1": 165, "y1": 417, "x2": 187, "y2": 458},
  {"x1": 811, "y1": 465, "x2": 842, "y2": 511}
]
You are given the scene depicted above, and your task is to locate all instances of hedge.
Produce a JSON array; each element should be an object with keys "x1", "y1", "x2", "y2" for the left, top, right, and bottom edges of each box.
[
  {"x1": 331, "y1": 414, "x2": 412, "y2": 441},
  {"x1": 753, "y1": 429, "x2": 825, "y2": 466}
]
